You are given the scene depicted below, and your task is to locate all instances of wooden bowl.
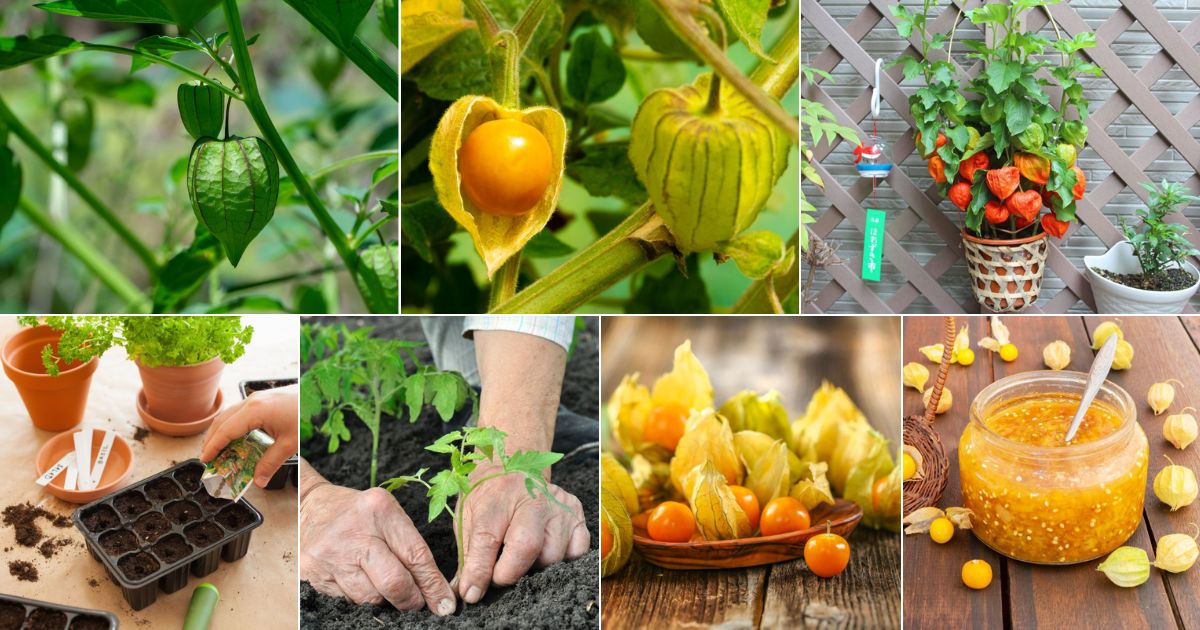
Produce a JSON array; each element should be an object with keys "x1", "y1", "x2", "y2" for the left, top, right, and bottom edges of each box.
[
  {"x1": 137, "y1": 388, "x2": 223, "y2": 437},
  {"x1": 632, "y1": 498, "x2": 864, "y2": 570},
  {"x1": 35, "y1": 428, "x2": 133, "y2": 503}
]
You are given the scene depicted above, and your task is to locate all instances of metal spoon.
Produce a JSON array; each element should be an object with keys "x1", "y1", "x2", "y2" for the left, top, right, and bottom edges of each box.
[{"x1": 1064, "y1": 333, "x2": 1119, "y2": 444}]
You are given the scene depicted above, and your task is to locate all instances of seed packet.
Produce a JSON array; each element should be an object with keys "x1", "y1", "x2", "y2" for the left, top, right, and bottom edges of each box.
[{"x1": 203, "y1": 430, "x2": 274, "y2": 501}]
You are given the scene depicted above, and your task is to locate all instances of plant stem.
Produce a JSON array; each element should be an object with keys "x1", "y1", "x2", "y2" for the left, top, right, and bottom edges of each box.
[
  {"x1": 224, "y1": 263, "x2": 342, "y2": 292},
  {"x1": 513, "y1": 0, "x2": 554, "y2": 47},
  {"x1": 464, "y1": 0, "x2": 502, "y2": 41},
  {"x1": 0, "y1": 96, "x2": 159, "y2": 276},
  {"x1": 494, "y1": 30, "x2": 522, "y2": 110},
  {"x1": 221, "y1": 0, "x2": 391, "y2": 313},
  {"x1": 80, "y1": 44, "x2": 242, "y2": 99},
  {"x1": 370, "y1": 394, "x2": 382, "y2": 487},
  {"x1": 489, "y1": 256, "x2": 522, "y2": 309},
  {"x1": 311, "y1": 150, "x2": 398, "y2": 181},
  {"x1": 454, "y1": 493, "x2": 466, "y2": 577},
  {"x1": 18, "y1": 197, "x2": 150, "y2": 311}
]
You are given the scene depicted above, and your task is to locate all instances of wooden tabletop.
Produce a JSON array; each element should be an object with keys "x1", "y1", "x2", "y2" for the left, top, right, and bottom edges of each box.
[
  {"x1": 601, "y1": 316, "x2": 901, "y2": 629},
  {"x1": 903, "y1": 316, "x2": 1200, "y2": 630}
]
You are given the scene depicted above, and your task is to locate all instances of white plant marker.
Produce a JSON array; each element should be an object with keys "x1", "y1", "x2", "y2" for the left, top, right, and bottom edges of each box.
[
  {"x1": 35, "y1": 452, "x2": 74, "y2": 487},
  {"x1": 74, "y1": 429, "x2": 93, "y2": 492},
  {"x1": 64, "y1": 461, "x2": 78, "y2": 492},
  {"x1": 89, "y1": 430, "x2": 116, "y2": 489}
]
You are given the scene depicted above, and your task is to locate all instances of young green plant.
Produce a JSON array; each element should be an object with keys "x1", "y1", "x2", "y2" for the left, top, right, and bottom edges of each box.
[
  {"x1": 1119, "y1": 180, "x2": 1200, "y2": 285},
  {"x1": 382, "y1": 427, "x2": 566, "y2": 584}
]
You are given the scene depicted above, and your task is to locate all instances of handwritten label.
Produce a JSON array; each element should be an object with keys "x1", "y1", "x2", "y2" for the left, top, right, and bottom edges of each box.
[{"x1": 862, "y1": 208, "x2": 886, "y2": 282}]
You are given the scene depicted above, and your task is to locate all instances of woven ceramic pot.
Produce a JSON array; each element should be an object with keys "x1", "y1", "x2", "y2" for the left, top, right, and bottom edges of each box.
[{"x1": 962, "y1": 230, "x2": 1049, "y2": 312}]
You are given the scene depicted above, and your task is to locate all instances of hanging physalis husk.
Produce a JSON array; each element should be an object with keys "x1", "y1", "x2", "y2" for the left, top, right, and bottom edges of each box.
[
  {"x1": 628, "y1": 454, "x2": 670, "y2": 510},
  {"x1": 607, "y1": 340, "x2": 713, "y2": 461},
  {"x1": 1148, "y1": 380, "x2": 1182, "y2": 416},
  {"x1": 720, "y1": 390, "x2": 790, "y2": 441},
  {"x1": 829, "y1": 422, "x2": 889, "y2": 494},
  {"x1": 790, "y1": 381, "x2": 869, "y2": 465},
  {"x1": 1097, "y1": 546, "x2": 1150, "y2": 587},
  {"x1": 918, "y1": 326, "x2": 969, "y2": 364},
  {"x1": 429, "y1": 95, "x2": 566, "y2": 276},
  {"x1": 1154, "y1": 455, "x2": 1198, "y2": 510},
  {"x1": 902, "y1": 445, "x2": 925, "y2": 481},
  {"x1": 902, "y1": 506, "x2": 974, "y2": 534},
  {"x1": 628, "y1": 72, "x2": 789, "y2": 252},
  {"x1": 733, "y1": 430, "x2": 803, "y2": 483},
  {"x1": 177, "y1": 81, "x2": 226, "y2": 140},
  {"x1": 1153, "y1": 525, "x2": 1200, "y2": 573},
  {"x1": 683, "y1": 460, "x2": 752, "y2": 540},
  {"x1": 843, "y1": 434, "x2": 898, "y2": 530},
  {"x1": 187, "y1": 136, "x2": 279, "y2": 266},
  {"x1": 923, "y1": 386, "x2": 953, "y2": 415},
  {"x1": 1043, "y1": 340, "x2": 1071, "y2": 370},
  {"x1": 1092, "y1": 320, "x2": 1124, "y2": 349},
  {"x1": 601, "y1": 453, "x2": 640, "y2": 516},
  {"x1": 600, "y1": 487, "x2": 633, "y2": 577},
  {"x1": 789, "y1": 461, "x2": 835, "y2": 510},
  {"x1": 977, "y1": 316, "x2": 1012, "y2": 353},
  {"x1": 903, "y1": 362, "x2": 929, "y2": 391},
  {"x1": 1165, "y1": 408, "x2": 1199, "y2": 450},
  {"x1": 670, "y1": 409, "x2": 742, "y2": 495},
  {"x1": 744, "y1": 439, "x2": 792, "y2": 508}
]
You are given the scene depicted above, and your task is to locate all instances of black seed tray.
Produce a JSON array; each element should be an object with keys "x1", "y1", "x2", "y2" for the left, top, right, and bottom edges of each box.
[
  {"x1": 237, "y1": 378, "x2": 299, "y2": 490},
  {"x1": 71, "y1": 460, "x2": 263, "y2": 611},
  {"x1": 0, "y1": 593, "x2": 118, "y2": 629}
]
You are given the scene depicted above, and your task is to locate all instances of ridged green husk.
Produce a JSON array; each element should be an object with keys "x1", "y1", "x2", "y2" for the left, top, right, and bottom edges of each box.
[
  {"x1": 628, "y1": 73, "x2": 789, "y2": 252},
  {"x1": 186, "y1": 136, "x2": 279, "y2": 266},
  {"x1": 178, "y1": 81, "x2": 227, "y2": 140}
]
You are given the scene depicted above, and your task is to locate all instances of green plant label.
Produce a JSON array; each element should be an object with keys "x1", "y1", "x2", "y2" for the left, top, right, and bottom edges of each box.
[{"x1": 862, "y1": 208, "x2": 885, "y2": 282}]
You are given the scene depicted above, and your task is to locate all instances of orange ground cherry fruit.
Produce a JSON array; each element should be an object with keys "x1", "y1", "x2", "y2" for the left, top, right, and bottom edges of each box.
[
  {"x1": 804, "y1": 522, "x2": 851, "y2": 578},
  {"x1": 647, "y1": 501, "x2": 695, "y2": 543},
  {"x1": 601, "y1": 520, "x2": 613, "y2": 558},
  {"x1": 643, "y1": 402, "x2": 689, "y2": 451},
  {"x1": 871, "y1": 476, "x2": 890, "y2": 513},
  {"x1": 728, "y1": 485, "x2": 761, "y2": 531},
  {"x1": 457, "y1": 118, "x2": 553, "y2": 217},
  {"x1": 962, "y1": 559, "x2": 994, "y2": 589},
  {"x1": 760, "y1": 496, "x2": 811, "y2": 536}
]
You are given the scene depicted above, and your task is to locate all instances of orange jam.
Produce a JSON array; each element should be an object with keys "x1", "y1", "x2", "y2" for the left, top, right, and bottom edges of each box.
[{"x1": 960, "y1": 393, "x2": 1147, "y2": 564}]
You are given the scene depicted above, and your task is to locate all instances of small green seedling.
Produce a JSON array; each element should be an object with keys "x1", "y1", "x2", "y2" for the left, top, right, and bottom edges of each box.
[{"x1": 382, "y1": 427, "x2": 565, "y2": 581}]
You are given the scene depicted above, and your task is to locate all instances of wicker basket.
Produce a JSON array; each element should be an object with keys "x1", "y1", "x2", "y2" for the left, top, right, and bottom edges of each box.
[
  {"x1": 962, "y1": 230, "x2": 1049, "y2": 312},
  {"x1": 903, "y1": 317, "x2": 954, "y2": 513}
]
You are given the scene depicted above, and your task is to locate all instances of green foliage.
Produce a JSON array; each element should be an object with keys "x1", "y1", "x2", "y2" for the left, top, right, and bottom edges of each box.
[
  {"x1": 799, "y1": 65, "x2": 858, "y2": 251},
  {"x1": 566, "y1": 30, "x2": 625, "y2": 105},
  {"x1": 1119, "y1": 180, "x2": 1200, "y2": 283},
  {"x1": 300, "y1": 323, "x2": 478, "y2": 486}
]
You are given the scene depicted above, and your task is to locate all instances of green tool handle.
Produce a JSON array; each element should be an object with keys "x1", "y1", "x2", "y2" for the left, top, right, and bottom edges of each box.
[{"x1": 183, "y1": 582, "x2": 220, "y2": 630}]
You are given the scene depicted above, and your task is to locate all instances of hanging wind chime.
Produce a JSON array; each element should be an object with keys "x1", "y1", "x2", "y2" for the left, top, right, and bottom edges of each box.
[{"x1": 855, "y1": 59, "x2": 892, "y2": 283}]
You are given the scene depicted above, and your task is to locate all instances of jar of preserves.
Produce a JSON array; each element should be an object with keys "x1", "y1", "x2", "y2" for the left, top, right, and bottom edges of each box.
[{"x1": 960, "y1": 371, "x2": 1146, "y2": 564}]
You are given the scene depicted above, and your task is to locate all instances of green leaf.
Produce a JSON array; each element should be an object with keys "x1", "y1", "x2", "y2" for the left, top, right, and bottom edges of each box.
[
  {"x1": 159, "y1": 0, "x2": 219, "y2": 33},
  {"x1": 566, "y1": 30, "x2": 626, "y2": 104},
  {"x1": 626, "y1": 256, "x2": 712, "y2": 313},
  {"x1": 380, "y1": 0, "x2": 398, "y2": 46},
  {"x1": 1003, "y1": 96, "x2": 1032, "y2": 135},
  {"x1": 968, "y1": 4, "x2": 1009, "y2": 25},
  {"x1": 0, "y1": 35, "x2": 81, "y2": 71},
  {"x1": 0, "y1": 143, "x2": 20, "y2": 237},
  {"x1": 564, "y1": 142, "x2": 646, "y2": 205},
  {"x1": 400, "y1": 197, "x2": 456, "y2": 264},
  {"x1": 152, "y1": 224, "x2": 221, "y2": 313},
  {"x1": 35, "y1": 0, "x2": 174, "y2": 24},
  {"x1": 719, "y1": 231, "x2": 786, "y2": 280},
  {"x1": 131, "y1": 35, "x2": 205, "y2": 73},
  {"x1": 280, "y1": 0, "x2": 375, "y2": 47},
  {"x1": 986, "y1": 61, "x2": 1021, "y2": 93},
  {"x1": 714, "y1": 0, "x2": 771, "y2": 61},
  {"x1": 427, "y1": 430, "x2": 463, "y2": 454},
  {"x1": 353, "y1": 244, "x2": 399, "y2": 313},
  {"x1": 399, "y1": 4, "x2": 473, "y2": 73},
  {"x1": 504, "y1": 450, "x2": 563, "y2": 476},
  {"x1": 523, "y1": 231, "x2": 575, "y2": 258},
  {"x1": 405, "y1": 372, "x2": 425, "y2": 421},
  {"x1": 428, "y1": 372, "x2": 467, "y2": 420}
]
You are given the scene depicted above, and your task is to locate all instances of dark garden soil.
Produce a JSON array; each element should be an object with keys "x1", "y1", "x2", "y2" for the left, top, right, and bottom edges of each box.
[
  {"x1": 24, "y1": 608, "x2": 66, "y2": 630},
  {"x1": 80, "y1": 505, "x2": 120, "y2": 534},
  {"x1": 117, "y1": 552, "x2": 159, "y2": 581},
  {"x1": 300, "y1": 316, "x2": 599, "y2": 630},
  {"x1": 99, "y1": 529, "x2": 139, "y2": 557},
  {"x1": 174, "y1": 465, "x2": 203, "y2": 492},
  {"x1": 37, "y1": 537, "x2": 71, "y2": 559},
  {"x1": 192, "y1": 490, "x2": 231, "y2": 513},
  {"x1": 69, "y1": 615, "x2": 110, "y2": 630},
  {"x1": 215, "y1": 504, "x2": 255, "y2": 530},
  {"x1": 1093, "y1": 266, "x2": 1197, "y2": 291},
  {"x1": 114, "y1": 493, "x2": 150, "y2": 519},
  {"x1": 145, "y1": 478, "x2": 183, "y2": 503},
  {"x1": 164, "y1": 500, "x2": 202, "y2": 525},
  {"x1": 131, "y1": 512, "x2": 170, "y2": 543},
  {"x1": 132, "y1": 427, "x2": 151, "y2": 444},
  {"x1": 151, "y1": 534, "x2": 192, "y2": 564},
  {"x1": 0, "y1": 602, "x2": 23, "y2": 629},
  {"x1": 184, "y1": 522, "x2": 224, "y2": 547},
  {"x1": 2, "y1": 503, "x2": 71, "y2": 547},
  {"x1": 7, "y1": 560, "x2": 37, "y2": 582}
]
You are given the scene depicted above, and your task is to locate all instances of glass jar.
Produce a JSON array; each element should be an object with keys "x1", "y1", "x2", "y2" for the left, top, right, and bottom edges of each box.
[{"x1": 959, "y1": 371, "x2": 1147, "y2": 565}]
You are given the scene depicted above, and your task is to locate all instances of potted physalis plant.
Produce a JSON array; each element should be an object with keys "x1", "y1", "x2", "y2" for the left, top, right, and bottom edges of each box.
[
  {"x1": 891, "y1": 0, "x2": 1100, "y2": 311},
  {"x1": 1085, "y1": 180, "x2": 1200, "y2": 313}
]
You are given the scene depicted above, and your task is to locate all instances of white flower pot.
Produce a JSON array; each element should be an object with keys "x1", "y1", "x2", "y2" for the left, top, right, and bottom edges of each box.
[{"x1": 1084, "y1": 242, "x2": 1200, "y2": 314}]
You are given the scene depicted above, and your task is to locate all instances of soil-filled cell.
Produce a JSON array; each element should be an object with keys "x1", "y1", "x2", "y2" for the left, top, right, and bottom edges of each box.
[
  {"x1": 0, "y1": 602, "x2": 24, "y2": 630},
  {"x1": 113, "y1": 492, "x2": 151, "y2": 519},
  {"x1": 150, "y1": 534, "x2": 192, "y2": 565},
  {"x1": 80, "y1": 506, "x2": 120, "y2": 533},
  {"x1": 184, "y1": 522, "x2": 224, "y2": 548},
  {"x1": 164, "y1": 500, "x2": 202, "y2": 525},
  {"x1": 98, "y1": 529, "x2": 139, "y2": 557},
  {"x1": 173, "y1": 464, "x2": 203, "y2": 492},
  {"x1": 215, "y1": 503, "x2": 255, "y2": 531},
  {"x1": 192, "y1": 490, "x2": 230, "y2": 513},
  {"x1": 68, "y1": 616, "x2": 109, "y2": 630},
  {"x1": 117, "y1": 551, "x2": 160, "y2": 582},
  {"x1": 130, "y1": 512, "x2": 171, "y2": 543},
  {"x1": 24, "y1": 608, "x2": 67, "y2": 630},
  {"x1": 144, "y1": 478, "x2": 183, "y2": 503},
  {"x1": 242, "y1": 379, "x2": 296, "y2": 395}
]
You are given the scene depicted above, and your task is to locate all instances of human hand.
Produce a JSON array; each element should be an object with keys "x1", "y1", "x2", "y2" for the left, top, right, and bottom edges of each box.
[
  {"x1": 455, "y1": 462, "x2": 589, "y2": 604},
  {"x1": 300, "y1": 482, "x2": 456, "y2": 615},
  {"x1": 199, "y1": 384, "x2": 299, "y2": 488}
]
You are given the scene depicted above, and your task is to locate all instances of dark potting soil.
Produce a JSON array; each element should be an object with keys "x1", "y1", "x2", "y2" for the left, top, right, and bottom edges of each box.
[
  {"x1": 7, "y1": 560, "x2": 37, "y2": 582},
  {"x1": 150, "y1": 534, "x2": 192, "y2": 564},
  {"x1": 0, "y1": 602, "x2": 23, "y2": 630},
  {"x1": 69, "y1": 616, "x2": 110, "y2": 630},
  {"x1": 164, "y1": 500, "x2": 202, "y2": 525},
  {"x1": 130, "y1": 512, "x2": 170, "y2": 543},
  {"x1": 80, "y1": 506, "x2": 119, "y2": 534},
  {"x1": 113, "y1": 493, "x2": 150, "y2": 519},
  {"x1": 144, "y1": 478, "x2": 183, "y2": 503},
  {"x1": 215, "y1": 504, "x2": 254, "y2": 530},
  {"x1": 192, "y1": 490, "x2": 231, "y2": 513},
  {"x1": 184, "y1": 522, "x2": 224, "y2": 547},
  {"x1": 244, "y1": 379, "x2": 297, "y2": 394},
  {"x1": 37, "y1": 537, "x2": 71, "y2": 560},
  {"x1": 1092, "y1": 266, "x2": 1197, "y2": 291},
  {"x1": 99, "y1": 529, "x2": 139, "y2": 557},
  {"x1": 132, "y1": 427, "x2": 151, "y2": 444},
  {"x1": 300, "y1": 316, "x2": 599, "y2": 630},
  {"x1": 117, "y1": 551, "x2": 159, "y2": 581},
  {"x1": 174, "y1": 465, "x2": 203, "y2": 492},
  {"x1": 2, "y1": 503, "x2": 71, "y2": 547},
  {"x1": 24, "y1": 608, "x2": 66, "y2": 630}
]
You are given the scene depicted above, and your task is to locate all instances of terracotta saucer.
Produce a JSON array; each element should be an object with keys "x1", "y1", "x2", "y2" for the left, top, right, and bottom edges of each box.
[
  {"x1": 136, "y1": 388, "x2": 223, "y2": 437},
  {"x1": 35, "y1": 428, "x2": 134, "y2": 503},
  {"x1": 632, "y1": 498, "x2": 864, "y2": 570}
]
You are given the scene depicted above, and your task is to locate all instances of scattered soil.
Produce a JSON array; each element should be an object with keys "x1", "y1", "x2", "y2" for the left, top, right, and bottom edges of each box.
[
  {"x1": 184, "y1": 522, "x2": 224, "y2": 548},
  {"x1": 130, "y1": 513, "x2": 170, "y2": 544},
  {"x1": 113, "y1": 493, "x2": 151, "y2": 519},
  {"x1": 24, "y1": 609, "x2": 66, "y2": 630},
  {"x1": 0, "y1": 602, "x2": 23, "y2": 629},
  {"x1": 300, "y1": 316, "x2": 599, "y2": 630},
  {"x1": 193, "y1": 491, "x2": 231, "y2": 513},
  {"x1": 132, "y1": 427, "x2": 151, "y2": 444},
  {"x1": 1092, "y1": 266, "x2": 1197, "y2": 291},
  {"x1": 8, "y1": 560, "x2": 37, "y2": 582},
  {"x1": 87, "y1": 578, "x2": 99, "y2": 588},
  {"x1": 117, "y1": 552, "x2": 160, "y2": 581},
  {"x1": 150, "y1": 534, "x2": 192, "y2": 565},
  {"x1": 173, "y1": 465, "x2": 203, "y2": 492},
  {"x1": 215, "y1": 504, "x2": 255, "y2": 530},
  {"x1": 99, "y1": 530, "x2": 140, "y2": 557},
  {"x1": 145, "y1": 478, "x2": 183, "y2": 503},
  {"x1": 164, "y1": 500, "x2": 202, "y2": 525},
  {"x1": 69, "y1": 616, "x2": 110, "y2": 630},
  {"x1": 37, "y1": 537, "x2": 71, "y2": 559},
  {"x1": 2, "y1": 503, "x2": 71, "y2": 547},
  {"x1": 80, "y1": 506, "x2": 120, "y2": 534}
]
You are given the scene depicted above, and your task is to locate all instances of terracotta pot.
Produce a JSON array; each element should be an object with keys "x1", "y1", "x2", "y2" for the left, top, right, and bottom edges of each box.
[
  {"x1": 961, "y1": 230, "x2": 1049, "y2": 312},
  {"x1": 1, "y1": 325, "x2": 100, "y2": 431},
  {"x1": 136, "y1": 356, "x2": 224, "y2": 422}
]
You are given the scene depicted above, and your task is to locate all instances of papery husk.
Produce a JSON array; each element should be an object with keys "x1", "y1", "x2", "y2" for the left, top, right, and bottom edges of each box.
[
  {"x1": 842, "y1": 436, "x2": 897, "y2": 531},
  {"x1": 745, "y1": 439, "x2": 792, "y2": 507},
  {"x1": 651, "y1": 340, "x2": 714, "y2": 412},
  {"x1": 428, "y1": 95, "x2": 566, "y2": 277},
  {"x1": 789, "y1": 461, "x2": 834, "y2": 510},
  {"x1": 629, "y1": 454, "x2": 670, "y2": 511},
  {"x1": 733, "y1": 430, "x2": 804, "y2": 482},
  {"x1": 601, "y1": 487, "x2": 633, "y2": 577},
  {"x1": 871, "y1": 461, "x2": 902, "y2": 519},
  {"x1": 601, "y1": 453, "x2": 640, "y2": 515},
  {"x1": 720, "y1": 390, "x2": 791, "y2": 441},
  {"x1": 684, "y1": 460, "x2": 752, "y2": 541},
  {"x1": 609, "y1": 340, "x2": 713, "y2": 461},
  {"x1": 607, "y1": 374, "x2": 661, "y2": 460},
  {"x1": 669, "y1": 409, "x2": 742, "y2": 495},
  {"x1": 828, "y1": 422, "x2": 891, "y2": 494},
  {"x1": 789, "y1": 381, "x2": 869, "y2": 464}
]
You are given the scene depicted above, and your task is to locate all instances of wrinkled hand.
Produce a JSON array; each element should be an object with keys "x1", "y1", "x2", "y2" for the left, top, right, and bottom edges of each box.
[
  {"x1": 455, "y1": 463, "x2": 589, "y2": 604},
  {"x1": 300, "y1": 483, "x2": 456, "y2": 615},
  {"x1": 200, "y1": 385, "x2": 299, "y2": 488}
]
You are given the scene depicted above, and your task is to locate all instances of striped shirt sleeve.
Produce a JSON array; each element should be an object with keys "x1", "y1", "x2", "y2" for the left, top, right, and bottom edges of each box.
[{"x1": 462, "y1": 316, "x2": 574, "y2": 352}]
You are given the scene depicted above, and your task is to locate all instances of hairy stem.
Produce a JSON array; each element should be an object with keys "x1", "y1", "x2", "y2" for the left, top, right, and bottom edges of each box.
[{"x1": 489, "y1": 256, "x2": 522, "y2": 310}]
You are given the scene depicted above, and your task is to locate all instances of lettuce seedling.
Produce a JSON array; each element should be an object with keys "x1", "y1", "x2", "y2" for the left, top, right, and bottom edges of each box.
[{"x1": 382, "y1": 427, "x2": 565, "y2": 581}]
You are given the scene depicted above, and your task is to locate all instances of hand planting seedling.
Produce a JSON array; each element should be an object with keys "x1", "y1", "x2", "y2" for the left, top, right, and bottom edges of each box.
[
  {"x1": 381, "y1": 426, "x2": 566, "y2": 589},
  {"x1": 300, "y1": 323, "x2": 478, "y2": 486}
]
